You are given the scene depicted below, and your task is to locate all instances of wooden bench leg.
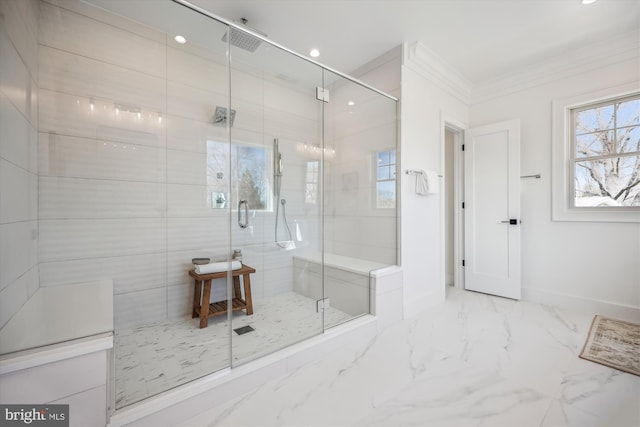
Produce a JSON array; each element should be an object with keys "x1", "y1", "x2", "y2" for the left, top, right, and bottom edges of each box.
[
  {"x1": 233, "y1": 276, "x2": 241, "y2": 300},
  {"x1": 199, "y1": 279, "x2": 212, "y2": 328},
  {"x1": 192, "y1": 279, "x2": 202, "y2": 318},
  {"x1": 242, "y1": 273, "x2": 253, "y2": 315}
]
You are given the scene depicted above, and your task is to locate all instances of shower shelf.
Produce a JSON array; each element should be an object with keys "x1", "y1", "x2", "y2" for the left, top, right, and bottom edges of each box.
[{"x1": 189, "y1": 264, "x2": 255, "y2": 328}]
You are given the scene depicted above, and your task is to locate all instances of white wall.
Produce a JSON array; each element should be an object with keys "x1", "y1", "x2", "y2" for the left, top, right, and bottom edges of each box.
[
  {"x1": 469, "y1": 49, "x2": 640, "y2": 319},
  {"x1": 400, "y1": 42, "x2": 470, "y2": 317},
  {"x1": 0, "y1": 0, "x2": 40, "y2": 331},
  {"x1": 394, "y1": 34, "x2": 639, "y2": 320}
]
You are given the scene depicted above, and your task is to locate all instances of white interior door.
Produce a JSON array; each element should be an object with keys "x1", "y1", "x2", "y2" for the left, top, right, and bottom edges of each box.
[{"x1": 464, "y1": 119, "x2": 521, "y2": 299}]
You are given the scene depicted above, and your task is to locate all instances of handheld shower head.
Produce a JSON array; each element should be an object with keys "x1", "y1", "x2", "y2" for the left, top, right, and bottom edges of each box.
[{"x1": 274, "y1": 138, "x2": 283, "y2": 177}]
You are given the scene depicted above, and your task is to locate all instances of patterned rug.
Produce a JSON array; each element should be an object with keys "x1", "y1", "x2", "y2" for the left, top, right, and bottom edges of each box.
[{"x1": 579, "y1": 315, "x2": 640, "y2": 376}]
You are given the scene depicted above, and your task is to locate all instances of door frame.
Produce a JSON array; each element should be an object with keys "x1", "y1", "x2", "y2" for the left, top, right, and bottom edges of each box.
[{"x1": 440, "y1": 116, "x2": 467, "y2": 292}]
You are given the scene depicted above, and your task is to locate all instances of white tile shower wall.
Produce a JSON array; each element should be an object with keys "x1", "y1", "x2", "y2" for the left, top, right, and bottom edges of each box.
[
  {"x1": 37, "y1": 1, "x2": 168, "y2": 330},
  {"x1": 0, "y1": 0, "x2": 39, "y2": 330},
  {"x1": 39, "y1": 177, "x2": 166, "y2": 219},
  {"x1": 38, "y1": 1, "x2": 166, "y2": 79},
  {"x1": 36, "y1": 0, "x2": 323, "y2": 330},
  {"x1": 39, "y1": 253, "x2": 165, "y2": 293},
  {"x1": 38, "y1": 45, "x2": 167, "y2": 112},
  {"x1": 38, "y1": 91, "x2": 166, "y2": 149}
]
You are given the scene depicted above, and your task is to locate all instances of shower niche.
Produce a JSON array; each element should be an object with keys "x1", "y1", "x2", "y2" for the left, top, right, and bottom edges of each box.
[{"x1": 7, "y1": 0, "x2": 397, "y2": 412}]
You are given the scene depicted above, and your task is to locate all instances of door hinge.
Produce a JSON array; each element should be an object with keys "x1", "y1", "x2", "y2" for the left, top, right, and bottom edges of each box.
[
  {"x1": 462, "y1": 259, "x2": 465, "y2": 267},
  {"x1": 462, "y1": 202, "x2": 465, "y2": 209},
  {"x1": 316, "y1": 297, "x2": 330, "y2": 312},
  {"x1": 462, "y1": 144, "x2": 465, "y2": 151},
  {"x1": 316, "y1": 87, "x2": 330, "y2": 103}
]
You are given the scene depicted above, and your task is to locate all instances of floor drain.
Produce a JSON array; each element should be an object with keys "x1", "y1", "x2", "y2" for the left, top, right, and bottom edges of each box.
[{"x1": 234, "y1": 325, "x2": 255, "y2": 335}]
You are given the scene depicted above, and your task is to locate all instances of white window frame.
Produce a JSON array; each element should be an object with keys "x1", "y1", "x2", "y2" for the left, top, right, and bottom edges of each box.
[{"x1": 552, "y1": 83, "x2": 640, "y2": 223}]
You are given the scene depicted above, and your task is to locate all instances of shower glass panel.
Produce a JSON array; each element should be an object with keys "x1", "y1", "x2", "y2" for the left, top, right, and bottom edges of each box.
[
  {"x1": 228, "y1": 37, "x2": 325, "y2": 365},
  {"x1": 1, "y1": 0, "x2": 398, "y2": 414},
  {"x1": 34, "y1": 0, "x2": 234, "y2": 409},
  {"x1": 322, "y1": 70, "x2": 398, "y2": 328}
]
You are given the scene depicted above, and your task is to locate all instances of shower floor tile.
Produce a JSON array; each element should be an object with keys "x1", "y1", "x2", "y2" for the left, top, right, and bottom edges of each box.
[{"x1": 114, "y1": 291, "x2": 352, "y2": 409}]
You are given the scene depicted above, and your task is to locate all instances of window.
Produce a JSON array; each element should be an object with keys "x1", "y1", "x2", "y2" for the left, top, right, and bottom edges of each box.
[
  {"x1": 376, "y1": 150, "x2": 396, "y2": 208},
  {"x1": 571, "y1": 94, "x2": 640, "y2": 208},
  {"x1": 207, "y1": 140, "x2": 270, "y2": 210},
  {"x1": 305, "y1": 161, "x2": 319, "y2": 204},
  {"x1": 552, "y1": 85, "x2": 640, "y2": 222}
]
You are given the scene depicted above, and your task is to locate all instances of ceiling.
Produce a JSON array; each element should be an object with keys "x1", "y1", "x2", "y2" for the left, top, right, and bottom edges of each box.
[{"x1": 190, "y1": 0, "x2": 640, "y2": 85}]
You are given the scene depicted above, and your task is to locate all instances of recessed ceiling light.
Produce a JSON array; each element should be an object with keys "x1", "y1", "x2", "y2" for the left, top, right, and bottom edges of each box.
[
  {"x1": 347, "y1": 101, "x2": 355, "y2": 106},
  {"x1": 174, "y1": 35, "x2": 187, "y2": 44},
  {"x1": 309, "y1": 49, "x2": 320, "y2": 58},
  {"x1": 581, "y1": 0, "x2": 597, "y2": 4}
]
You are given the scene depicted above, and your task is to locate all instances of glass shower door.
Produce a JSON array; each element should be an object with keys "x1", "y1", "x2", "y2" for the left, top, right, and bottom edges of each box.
[
  {"x1": 30, "y1": 0, "x2": 239, "y2": 410},
  {"x1": 227, "y1": 37, "x2": 325, "y2": 365},
  {"x1": 322, "y1": 70, "x2": 399, "y2": 329}
]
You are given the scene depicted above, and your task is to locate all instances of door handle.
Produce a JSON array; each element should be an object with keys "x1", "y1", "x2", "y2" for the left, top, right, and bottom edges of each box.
[
  {"x1": 500, "y1": 219, "x2": 520, "y2": 225},
  {"x1": 238, "y1": 200, "x2": 249, "y2": 228}
]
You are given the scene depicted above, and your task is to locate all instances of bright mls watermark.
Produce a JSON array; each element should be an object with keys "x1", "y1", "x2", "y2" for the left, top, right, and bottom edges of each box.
[{"x1": 0, "y1": 405, "x2": 68, "y2": 427}]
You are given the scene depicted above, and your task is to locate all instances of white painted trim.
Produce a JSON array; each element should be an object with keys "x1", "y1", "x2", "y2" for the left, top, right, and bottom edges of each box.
[
  {"x1": 472, "y1": 30, "x2": 640, "y2": 105},
  {"x1": 403, "y1": 42, "x2": 472, "y2": 105},
  {"x1": 441, "y1": 116, "x2": 468, "y2": 292},
  {"x1": 551, "y1": 83, "x2": 640, "y2": 223},
  {"x1": 452, "y1": 129, "x2": 465, "y2": 290},
  {"x1": 0, "y1": 333, "x2": 113, "y2": 375},
  {"x1": 523, "y1": 287, "x2": 640, "y2": 323}
]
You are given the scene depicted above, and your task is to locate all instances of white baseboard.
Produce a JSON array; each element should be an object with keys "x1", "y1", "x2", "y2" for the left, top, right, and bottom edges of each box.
[{"x1": 522, "y1": 287, "x2": 640, "y2": 323}]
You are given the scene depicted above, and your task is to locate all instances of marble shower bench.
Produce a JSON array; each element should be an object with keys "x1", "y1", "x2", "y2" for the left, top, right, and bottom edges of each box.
[{"x1": 293, "y1": 253, "x2": 403, "y2": 329}]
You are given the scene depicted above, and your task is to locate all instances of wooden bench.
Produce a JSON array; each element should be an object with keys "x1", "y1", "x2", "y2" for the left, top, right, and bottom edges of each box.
[{"x1": 189, "y1": 264, "x2": 255, "y2": 328}]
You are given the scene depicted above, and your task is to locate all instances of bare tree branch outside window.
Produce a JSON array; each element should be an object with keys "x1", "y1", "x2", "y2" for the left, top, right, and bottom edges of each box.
[
  {"x1": 207, "y1": 141, "x2": 270, "y2": 210},
  {"x1": 572, "y1": 95, "x2": 640, "y2": 207}
]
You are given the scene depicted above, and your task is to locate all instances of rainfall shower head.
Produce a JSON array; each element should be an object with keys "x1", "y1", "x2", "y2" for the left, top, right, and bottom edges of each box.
[{"x1": 221, "y1": 18, "x2": 266, "y2": 53}]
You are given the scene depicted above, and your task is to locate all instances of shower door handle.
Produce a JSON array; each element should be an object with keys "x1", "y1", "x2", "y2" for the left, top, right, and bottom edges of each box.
[{"x1": 238, "y1": 200, "x2": 249, "y2": 229}]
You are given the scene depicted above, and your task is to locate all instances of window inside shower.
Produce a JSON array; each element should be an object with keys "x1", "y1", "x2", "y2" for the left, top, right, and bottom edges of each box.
[
  {"x1": 206, "y1": 140, "x2": 272, "y2": 210},
  {"x1": 305, "y1": 160, "x2": 319, "y2": 204},
  {"x1": 376, "y1": 149, "x2": 397, "y2": 208}
]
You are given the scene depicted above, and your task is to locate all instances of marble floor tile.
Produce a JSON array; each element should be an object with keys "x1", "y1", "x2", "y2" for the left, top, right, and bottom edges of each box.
[
  {"x1": 114, "y1": 291, "x2": 352, "y2": 409},
  {"x1": 175, "y1": 287, "x2": 640, "y2": 427}
]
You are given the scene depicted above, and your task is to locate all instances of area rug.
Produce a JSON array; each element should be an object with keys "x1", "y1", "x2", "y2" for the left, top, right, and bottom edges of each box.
[{"x1": 579, "y1": 315, "x2": 640, "y2": 376}]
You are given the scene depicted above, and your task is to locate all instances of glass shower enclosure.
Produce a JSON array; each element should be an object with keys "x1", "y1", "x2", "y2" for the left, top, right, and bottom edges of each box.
[{"x1": 0, "y1": 0, "x2": 398, "y2": 411}]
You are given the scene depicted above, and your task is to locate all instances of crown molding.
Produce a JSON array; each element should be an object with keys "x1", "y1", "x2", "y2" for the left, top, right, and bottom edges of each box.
[
  {"x1": 402, "y1": 41, "x2": 473, "y2": 105},
  {"x1": 471, "y1": 30, "x2": 640, "y2": 105}
]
